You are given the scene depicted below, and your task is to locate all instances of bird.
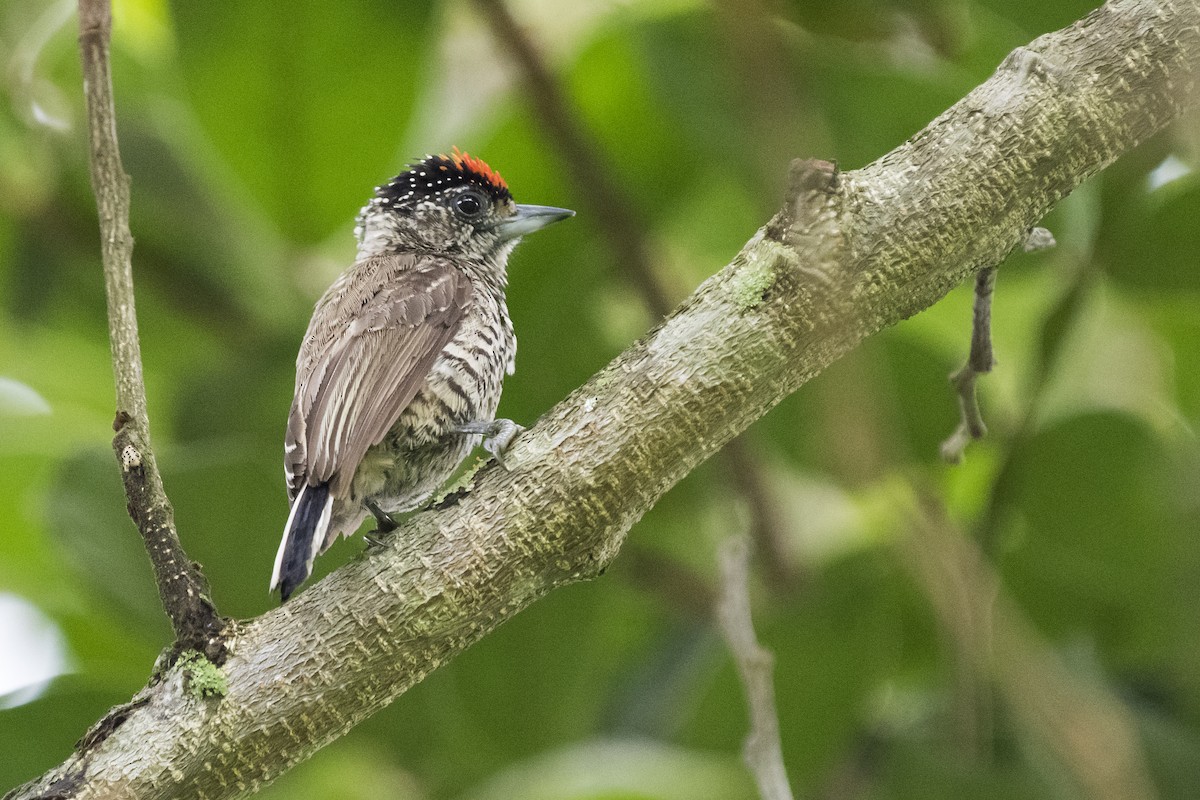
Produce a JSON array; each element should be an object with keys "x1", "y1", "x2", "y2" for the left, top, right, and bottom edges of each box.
[{"x1": 271, "y1": 148, "x2": 574, "y2": 601}]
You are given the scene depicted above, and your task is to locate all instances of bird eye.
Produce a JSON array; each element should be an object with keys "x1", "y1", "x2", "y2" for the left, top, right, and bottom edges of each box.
[{"x1": 453, "y1": 192, "x2": 485, "y2": 218}]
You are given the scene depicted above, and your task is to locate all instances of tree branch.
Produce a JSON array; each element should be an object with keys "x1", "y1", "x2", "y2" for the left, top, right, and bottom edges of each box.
[
  {"x1": 13, "y1": 0, "x2": 1199, "y2": 795},
  {"x1": 472, "y1": 0, "x2": 802, "y2": 591},
  {"x1": 77, "y1": 0, "x2": 225, "y2": 662},
  {"x1": 715, "y1": 537, "x2": 794, "y2": 800}
]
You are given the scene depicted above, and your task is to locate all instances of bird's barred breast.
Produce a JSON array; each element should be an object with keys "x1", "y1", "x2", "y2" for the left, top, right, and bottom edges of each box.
[
  {"x1": 359, "y1": 284, "x2": 515, "y2": 513},
  {"x1": 399, "y1": 286, "x2": 514, "y2": 446}
]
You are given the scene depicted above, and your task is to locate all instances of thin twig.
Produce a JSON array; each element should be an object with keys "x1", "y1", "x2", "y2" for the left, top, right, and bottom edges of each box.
[
  {"x1": 474, "y1": 0, "x2": 800, "y2": 590},
  {"x1": 978, "y1": 244, "x2": 1091, "y2": 555},
  {"x1": 716, "y1": 537, "x2": 795, "y2": 800},
  {"x1": 942, "y1": 225, "x2": 1057, "y2": 463},
  {"x1": 940, "y1": 267, "x2": 996, "y2": 462},
  {"x1": 78, "y1": 0, "x2": 226, "y2": 663},
  {"x1": 721, "y1": 442, "x2": 801, "y2": 593}
]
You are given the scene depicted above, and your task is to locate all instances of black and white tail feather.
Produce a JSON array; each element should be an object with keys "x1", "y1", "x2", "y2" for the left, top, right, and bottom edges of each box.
[{"x1": 271, "y1": 482, "x2": 333, "y2": 602}]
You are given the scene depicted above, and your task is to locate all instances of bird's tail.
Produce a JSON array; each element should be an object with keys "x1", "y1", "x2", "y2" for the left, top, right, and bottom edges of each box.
[{"x1": 271, "y1": 482, "x2": 333, "y2": 602}]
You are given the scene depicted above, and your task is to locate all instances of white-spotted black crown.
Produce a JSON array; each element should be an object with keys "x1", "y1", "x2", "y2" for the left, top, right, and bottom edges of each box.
[{"x1": 372, "y1": 147, "x2": 513, "y2": 213}]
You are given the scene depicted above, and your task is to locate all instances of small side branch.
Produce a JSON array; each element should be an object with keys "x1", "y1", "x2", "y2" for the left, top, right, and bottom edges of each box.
[
  {"x1": 941, "y1": 227, "x2": 1055, "y2": 463},
  {"x1": 716, "y1": 537, "x2": 794, "y2": 800},
  {"x1": 78, "y1": 0, "x2": 225, "y2": 661},
  {"x1": 941, "y1": 267, "x2": 997, "y2": 463}
]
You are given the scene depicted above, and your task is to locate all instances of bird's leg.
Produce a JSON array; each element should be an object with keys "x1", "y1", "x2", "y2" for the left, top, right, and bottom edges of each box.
[
  {"x1": 364, "y1": 498, "x2": 399, "y2": 536},
  {"x1": 456, "y1": 419, "x2": 525, "y2": 469}
]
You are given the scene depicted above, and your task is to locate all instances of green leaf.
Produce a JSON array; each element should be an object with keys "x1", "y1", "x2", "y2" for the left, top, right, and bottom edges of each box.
[
  {"x1": 1140, "y1": 707, "x2": 1200, "y2": 799},
  {"x1": 997, "y1": 412, "x2": 1197, "y2": 670},
  {"x1": 778, "y1": 0, "x2": 965, "y2": 50},
  {"x1": 0, "y1": 677, "x2": 130, "y2": 792},
  {"x1": 877, "y1": 737, "x2": 1055, "y2": 799},
  {"x1": 256, "y1": 740, "x2": 429, "y2": 800},
  {"x1": 1105, "y1": 174, "x2": 1200, "y2": 294},
  {"x1": 970, "y1": 0, "x2": 1104, "y2": 37},
  {"x1": 362, "y1": 577, "x2": 676, "y2": 795}
]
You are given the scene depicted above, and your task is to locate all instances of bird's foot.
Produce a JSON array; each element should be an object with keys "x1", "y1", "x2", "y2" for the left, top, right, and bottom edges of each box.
[
  {"x1": 364, "y1": 499, "x2": 399, "y2": 536},
  {"x1": 456, "y1": 419, "x2": 525, "y2": 470}
]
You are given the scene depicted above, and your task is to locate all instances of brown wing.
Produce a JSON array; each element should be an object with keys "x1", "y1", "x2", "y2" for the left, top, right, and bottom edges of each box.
[{"x1": 284, "y1": 255, "x2": 471, "y2": 498}]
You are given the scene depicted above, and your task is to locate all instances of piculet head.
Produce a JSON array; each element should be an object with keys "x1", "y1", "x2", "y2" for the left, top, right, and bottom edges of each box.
[{"x1": 355, "y1": 147, "x2": 574, "y2": 259}]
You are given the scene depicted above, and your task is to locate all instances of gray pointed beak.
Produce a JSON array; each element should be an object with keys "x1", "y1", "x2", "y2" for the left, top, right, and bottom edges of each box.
[{"x1": 496, "y1": 204, "x2": 575, "y2": 241}]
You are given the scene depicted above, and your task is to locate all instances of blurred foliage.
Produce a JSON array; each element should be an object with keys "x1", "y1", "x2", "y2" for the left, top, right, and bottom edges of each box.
[{"x1": 1, "y1": 0, "x2": 1199, "y2": 797}]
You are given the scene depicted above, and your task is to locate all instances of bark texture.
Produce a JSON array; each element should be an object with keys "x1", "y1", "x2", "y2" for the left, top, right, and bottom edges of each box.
[{"x1": 12, "y1": 0, "x2": 1200, "y2": 797}]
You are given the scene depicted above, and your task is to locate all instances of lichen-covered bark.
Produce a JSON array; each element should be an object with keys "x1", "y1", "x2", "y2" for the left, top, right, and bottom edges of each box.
[{"x1": 12, "y1": 0, "x2": 1199, "y2": 797}]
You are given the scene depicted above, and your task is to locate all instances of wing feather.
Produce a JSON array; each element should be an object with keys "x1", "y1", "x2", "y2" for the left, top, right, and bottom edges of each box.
[{"x1": 284, "y1": 255, "x2": 471, "y2": 498}]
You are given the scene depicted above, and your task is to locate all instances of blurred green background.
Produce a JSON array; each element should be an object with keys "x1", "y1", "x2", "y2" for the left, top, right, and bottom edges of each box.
[{"x1": 3, "y1": 0, "x2": 1200, "y2": 797}]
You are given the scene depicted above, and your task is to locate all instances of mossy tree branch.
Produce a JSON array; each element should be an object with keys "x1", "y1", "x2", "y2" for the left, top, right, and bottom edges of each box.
[{"x1": 11, "y1": 0, "x2": 1199, "y2": 796}]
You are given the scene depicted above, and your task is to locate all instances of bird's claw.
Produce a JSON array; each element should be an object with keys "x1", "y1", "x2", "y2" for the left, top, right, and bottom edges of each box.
[
  {"x1": 456, "y1": 419, "x2": 525, "y2": 470},
  {"x1": 364, "y1": 499, "x2": 398, "y2": 534}
]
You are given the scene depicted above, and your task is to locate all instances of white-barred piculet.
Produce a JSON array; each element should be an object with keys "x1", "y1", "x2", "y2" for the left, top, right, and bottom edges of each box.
[{"x1": 272, "y1": 149, "x2": 573, "y2": 601}]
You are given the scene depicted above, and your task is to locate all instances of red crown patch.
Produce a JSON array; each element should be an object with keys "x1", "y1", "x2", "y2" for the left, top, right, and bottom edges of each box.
[{"x1": 446, "y1": 146, "x2": 508, "y2": 192}]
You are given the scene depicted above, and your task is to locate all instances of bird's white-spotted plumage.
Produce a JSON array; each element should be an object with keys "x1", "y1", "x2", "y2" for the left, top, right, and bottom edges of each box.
[{"x1": 272, "y1": 149, "x2": 568, "y2": 601}]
